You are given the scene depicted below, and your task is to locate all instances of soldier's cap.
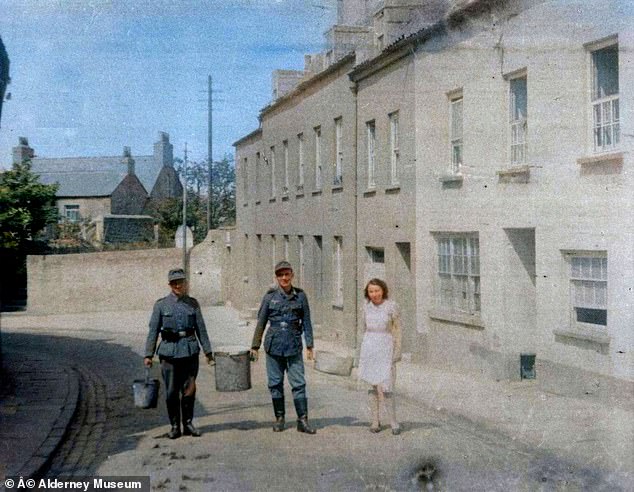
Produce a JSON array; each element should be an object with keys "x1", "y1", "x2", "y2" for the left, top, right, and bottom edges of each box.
[
  {"x1": 168, "y1": 268, "x2": 187, "y2": 282},
  {"x1": 274, "y1": 260, "x2": 293, "y2": 274}
]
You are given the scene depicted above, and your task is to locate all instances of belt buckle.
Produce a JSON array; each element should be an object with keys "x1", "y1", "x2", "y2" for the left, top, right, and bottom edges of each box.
[{"x1": 178, "y1": 330, "x2": 188, "y2": 337}]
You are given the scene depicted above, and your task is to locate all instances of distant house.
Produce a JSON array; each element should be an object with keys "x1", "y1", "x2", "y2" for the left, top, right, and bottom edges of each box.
[{"x1": 12, "y1": 132, "x2": 182, "y2": 243}]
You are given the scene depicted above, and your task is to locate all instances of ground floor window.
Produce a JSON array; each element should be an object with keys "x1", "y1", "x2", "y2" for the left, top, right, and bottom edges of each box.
[
  {"x1": 64, "y1": 204, "x2": 80, "y2": 222},
  {"x1": 568, "y1": 252, "x2": 607, "y2": 327},
  {"x1": 436, "y1": 234, "x2": 480, "y2": 314}
]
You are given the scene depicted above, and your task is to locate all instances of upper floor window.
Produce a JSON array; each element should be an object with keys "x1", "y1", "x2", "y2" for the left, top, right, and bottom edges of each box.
[
  {"x1": 449, "y1": 96, "x2": 463, "y2": 174},
  {"x1": 270, "y1": 146, "x2": 276, "y2": 197},
  {"x1": 389, "y1": 111, "x2": 400, "y2": 185},
  {"x1": 508, "y1": 74, "x2": 527, "y2": 165},
  {"x1": 255, "y1": 152, "x2": 261, "y2": 201},
  {"x1": 366, "y1": 120, "x2": 376, "y2": 189},
  {"x1": 334, "y1": 117, "x2": 343, "y2": 186},
  {"x1": 297, "y1": 133, "x2": 304, "y2": 191},
  {"x1": 283, "y1": 140, "x2": 289, "y2": 194},
  {"x1": 314, "y1": 126, "x2": 322, "y2": 190},
  {"x1": 333, "y1": 236, "x2": 344, "y2": 306},
  {"x1": 242, "y1": 157, "x2": 248, "y2": 200},
  {"x1": 591, "y1": 42, "x2": 619, "y2": 153}
]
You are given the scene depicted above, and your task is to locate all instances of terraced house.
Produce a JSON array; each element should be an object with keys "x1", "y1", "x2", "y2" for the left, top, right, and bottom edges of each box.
[{"x1": 233, "y1": 0, "x2": 634, "y2": 385}]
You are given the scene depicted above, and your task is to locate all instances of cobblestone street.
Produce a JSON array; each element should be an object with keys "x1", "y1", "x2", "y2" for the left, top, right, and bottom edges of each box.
[{"x1": 2, "y1": 307, "x2": 630, "y2": 491}]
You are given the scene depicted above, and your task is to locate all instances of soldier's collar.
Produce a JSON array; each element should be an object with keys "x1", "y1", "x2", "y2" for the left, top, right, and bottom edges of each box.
[{"x1": 278, "y1": 286, "x2": 296, "y2": 297}]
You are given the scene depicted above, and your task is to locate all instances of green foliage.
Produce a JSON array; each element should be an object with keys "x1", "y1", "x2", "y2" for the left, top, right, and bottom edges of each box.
[{"x1": 0, "y1": 159, "x2": 58, "y2": 251}]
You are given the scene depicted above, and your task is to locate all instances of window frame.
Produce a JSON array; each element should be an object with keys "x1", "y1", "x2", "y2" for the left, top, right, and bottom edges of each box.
[
  {"x1": 435, "y1": 234, "x2": 481, "y2": 316},
  {"x1": 314, "y1": 126, "x2": 322, "y2": 190},
  {"x1": 333, "y1": 236, "x2": 344, "y2": 307},
  {"x1": 282, "y1": 140, "x2": 289, "y2": 194},
  {"x1": 64, "y1": 204, "x2": 80, "y2": 223},
  {"x1": 389, "y1": 111, "x2": 400, "y2": 185},
  {"x1": 269, "y1": 146, "x2": 276, "y2": 198},
  {"x1": 297, "y1": 133, "x2": 304, "y2": 191},
  {"x1": 565, "y1": 251, "x2": 608, "y2": 329},
  {"x1": 366, "y1": 120, "x2": 376, "y2": 189},
  {"x1": 448, "y1": 91, "x2": 463, "y2": 175},
  {"x1": 508, "y1": 71, "x2": 528, "y2": 165},
  {"x1": 587, "y1": 38, "x2": 620, "y2": 154},
  {"x1": 334, "y1": 117, "x2": 343, "y2": 186}
]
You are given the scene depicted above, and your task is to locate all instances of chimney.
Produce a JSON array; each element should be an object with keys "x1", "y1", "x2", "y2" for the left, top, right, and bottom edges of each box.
[
  {"x1": 12, "y1": 137, "x2": 34, "y2": 165},
  {"x1": 122, "y1": 146, "x2": 135, "y2": 175},
  {"x1": 154, "y1": 131, "x2": 173, "y2": 168}
]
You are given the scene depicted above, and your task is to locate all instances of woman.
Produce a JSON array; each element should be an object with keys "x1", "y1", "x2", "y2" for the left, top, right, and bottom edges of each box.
[{"x1": 358, "y1": 278, "x2": 402, "y2": 435}]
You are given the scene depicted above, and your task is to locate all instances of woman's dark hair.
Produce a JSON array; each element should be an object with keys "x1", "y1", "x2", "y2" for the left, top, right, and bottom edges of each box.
[{"x1": 364, "y1": 278, "x2": 389, "y2": 300}]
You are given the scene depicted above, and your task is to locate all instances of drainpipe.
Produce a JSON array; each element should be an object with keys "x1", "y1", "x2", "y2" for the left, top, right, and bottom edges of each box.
[{"x1": 350, "y1": 78, "x2": 360, "y2": 364}]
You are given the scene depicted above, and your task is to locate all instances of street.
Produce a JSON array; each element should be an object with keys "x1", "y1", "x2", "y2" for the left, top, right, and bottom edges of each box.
[{"x1": 1, "y1": 308, "x2": 627, "y2": 491}]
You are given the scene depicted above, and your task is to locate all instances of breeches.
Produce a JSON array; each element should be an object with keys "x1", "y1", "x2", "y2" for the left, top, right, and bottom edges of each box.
[{"x1": 161, "y1": 355, "x2": 199, "y2": 403}]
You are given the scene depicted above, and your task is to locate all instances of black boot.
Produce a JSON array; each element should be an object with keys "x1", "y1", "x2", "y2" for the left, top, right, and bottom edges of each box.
[
  {"x1": 294, "y1": 398, "x2": 316, "y2": 434},
  {"x1": 272, "y1": 397, "x2": 285, "y2": 432},
  {"x1": 181, "y1": 396, "x2": 201, "y2": 437},
  {"x1": 166, "y1": 399, "x2": 181, "y2": 439}
]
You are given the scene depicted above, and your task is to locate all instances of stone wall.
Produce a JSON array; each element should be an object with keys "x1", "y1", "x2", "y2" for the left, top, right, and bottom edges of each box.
[{"x1": 27, "y1": 248, "x2": 182, "y2": 314}]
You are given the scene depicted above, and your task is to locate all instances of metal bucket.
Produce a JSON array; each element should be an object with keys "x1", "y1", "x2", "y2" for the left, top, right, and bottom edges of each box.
[
  {"x1": 214, "y1": 346, "x2": 251, "y2": 392},
  {"x1": 133, "y1": 368, "x2": 160, "y2": 408}
]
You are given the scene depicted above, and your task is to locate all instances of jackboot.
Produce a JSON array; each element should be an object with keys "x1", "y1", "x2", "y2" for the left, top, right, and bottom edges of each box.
[
  {"x1": 166, "y1": 399, "x2": 181, "y2": 439},
  {"x1": 294, "y1": 398, "x2": 316, "y2": 434},
  {"x1": 181, "y1": 396, "x2": 201, "y2": 437},
  {"x1": 272, "y1": 397, "x2": 285, "y2": 432}
]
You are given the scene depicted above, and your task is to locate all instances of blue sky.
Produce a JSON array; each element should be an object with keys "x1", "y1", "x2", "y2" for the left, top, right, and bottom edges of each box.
[{"x1": 0, "y1": 0, "x2": 337, "y2": 168}]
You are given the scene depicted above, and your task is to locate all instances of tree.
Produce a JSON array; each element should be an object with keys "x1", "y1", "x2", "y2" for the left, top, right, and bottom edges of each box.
[
  {"x1": 0, "y1": 159, "x2": 58, "y2": 308},
  {"x1": 209, "y1": 154, "x2": 236, "y2": 229},
  {"x1": 0, "y1": 159, "x2": 58, "y2": 250}
]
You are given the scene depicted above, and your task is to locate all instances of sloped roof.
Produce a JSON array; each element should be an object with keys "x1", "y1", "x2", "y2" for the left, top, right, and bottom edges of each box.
[{"x1": 31, "y1": 155, "x2": 160, "y2": 197}]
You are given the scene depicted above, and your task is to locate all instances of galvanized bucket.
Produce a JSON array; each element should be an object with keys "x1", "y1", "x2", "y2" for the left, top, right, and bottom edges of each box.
[
  {"x1": 214, "y1": 346, "x2": 251, "y2": 392},
  {"x1": 133, "y1": 368, "x2": 160, "y2": 408}
]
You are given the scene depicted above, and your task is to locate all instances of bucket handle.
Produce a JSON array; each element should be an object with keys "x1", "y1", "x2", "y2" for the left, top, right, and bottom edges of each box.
[{"x1": 230, "y1": 354, "x2": 248, "y2": 361}]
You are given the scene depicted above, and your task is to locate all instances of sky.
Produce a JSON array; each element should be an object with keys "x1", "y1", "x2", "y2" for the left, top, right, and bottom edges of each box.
[{"x1": 0, "y1": 0, "x2": 337, "y2": 168}]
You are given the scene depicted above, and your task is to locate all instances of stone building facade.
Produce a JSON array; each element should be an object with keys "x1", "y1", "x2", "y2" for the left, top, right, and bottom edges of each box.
[
  {"x1": 14, "y1": 132, "x2": 182, "y2": 244},
  {"x1": 233, "y1": 0, "x2": 634, "y2": 383}
]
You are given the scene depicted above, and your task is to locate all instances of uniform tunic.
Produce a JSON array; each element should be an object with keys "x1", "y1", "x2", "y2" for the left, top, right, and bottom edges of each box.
[
  {"x1": 251, "y1": 286, "x2": 314, "y2": 356},
  {"x1": 145, "y1": 292, "x2": 213, "y2": 360},
  {"x1": 358, "y1": 300, "x2": 400, "y2": 392}
]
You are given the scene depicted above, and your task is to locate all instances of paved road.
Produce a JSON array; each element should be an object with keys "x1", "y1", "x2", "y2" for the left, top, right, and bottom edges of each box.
[{"x1": 2, "y1": 308, "x2": 624, "y2": 491}]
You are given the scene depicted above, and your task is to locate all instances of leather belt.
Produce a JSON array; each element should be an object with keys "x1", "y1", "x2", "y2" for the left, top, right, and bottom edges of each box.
[{"x1": 161, "y1": 329, "x2": 195, "y2": 341}]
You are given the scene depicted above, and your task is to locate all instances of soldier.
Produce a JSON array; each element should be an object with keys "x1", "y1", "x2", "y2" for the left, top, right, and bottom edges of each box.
[
  {"x1": 144, "y1": 268, "x2": 214, "y2": 439},
  {"x1": 249, "y1": 261, "x2": 316, "y2": 434}
]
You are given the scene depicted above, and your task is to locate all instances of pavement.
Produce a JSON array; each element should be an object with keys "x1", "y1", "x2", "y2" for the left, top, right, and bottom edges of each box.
[{"x1": 0, "y1": 305, "x2": 632, "y2": 488}]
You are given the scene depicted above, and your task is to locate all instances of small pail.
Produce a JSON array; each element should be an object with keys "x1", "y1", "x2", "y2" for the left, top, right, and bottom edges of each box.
[
  {"x1": 133, "y1": 368, "x2": 160, "y2": 408},
  {"x1": 214, "y1": 346, "x2": 251, "y2": 392}
]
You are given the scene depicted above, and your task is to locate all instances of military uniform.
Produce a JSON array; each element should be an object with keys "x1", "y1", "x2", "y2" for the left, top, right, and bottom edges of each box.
[
  {"x1": 145, "y1": 269, "x2": 213, "y2": 438},
  {"x1": 252, "y1": 262, "x2": 315, "y2": 433}
]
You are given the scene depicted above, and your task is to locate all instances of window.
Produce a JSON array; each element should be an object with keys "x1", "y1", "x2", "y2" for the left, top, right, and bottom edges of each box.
[
  {"x1": 243, "y1": 157, "x2": 248, "y2": 200},
  {"x1": 333, "y1": 236, "x2": 343, "y2": 306},
  {"x1": 314, "y1": 127, "x2": 322, "y2": 190},
  {"x1": 297, "y1": 133, "x2": 304, "y2": 191},
  {"x1": 367, "y1": 247, "x2": 385, "y2": 264},
  {"x1": 64, "y1": 204, "x2": 80, "y2": 222},
  {"x1": 591, "y1": 43, "x2": 619, "y2": 152},
  {"x1": 389, "y1": 111, "x2": 400, "y2": 184},
  {"x1": 569, "y1": 253, "x2": 607, "y2": 326},
  {"x1": 270, "y1": 146, "x2": 276, "y2": 197},
  {"x1": 334, "y1": 117, "x2": 343, "y2": 186},
  {"x1": 367, "y1": 120, "x2": 376, "y2": 189},
  {"x1": 283, "y1": 140, "x2": 289, "y2": 194},
  {"x1": 437, "y1": 235, "x2": 480, "y2": 315},
  {"x1": 298, "y1": 235, "x2": 305, "y2": 284},
  {"x1": 509, "y1": 75, "x2": 527, "y2": 165},
  {"x1": 255, "y1": 152, "x2": 261, "y2": 201},
  {"x1": 447, "y1": 99, "x2": 462, "y2": 174},
  {"x1": 271, "y1": 235, "x2": 276, "y2": 269},
  {"x1": 284, "y1": 235, "x2": 289, "y2": 260}
]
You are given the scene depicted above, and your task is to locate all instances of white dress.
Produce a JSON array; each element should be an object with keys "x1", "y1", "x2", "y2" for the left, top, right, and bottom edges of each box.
[{"x1": 358, "y1": 300, "x2": 397, "y2": 392}]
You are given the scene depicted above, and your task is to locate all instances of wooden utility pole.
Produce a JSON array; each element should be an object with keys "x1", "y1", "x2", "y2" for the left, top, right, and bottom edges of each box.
[
  {"x1": 182, "y1": 142, "x2": 188, "y2": 273},
  {"x1": 207, "y1": 75, "x2": 213, "y2": 232}
]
